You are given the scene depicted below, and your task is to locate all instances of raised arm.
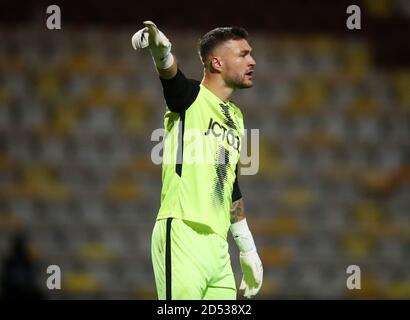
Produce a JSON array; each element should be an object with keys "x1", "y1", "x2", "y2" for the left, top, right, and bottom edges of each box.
[
  {"x1": 132, "y1": 21, "x2": 177, "y2": 79},
  {"x1": 143, "y1": 20, "x2": 177, "y2": 80},
  {"x1": 132, "y1": 21, "x2": 199, "y2": 113},
  {"x1": 158, "y1": 60, "x2": 177, "y2": 80}
]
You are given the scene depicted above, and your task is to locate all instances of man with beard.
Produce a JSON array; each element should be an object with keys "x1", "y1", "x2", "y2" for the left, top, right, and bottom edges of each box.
[{"x1": 132, "y1": 21, "x2": 263, "y2": 300}]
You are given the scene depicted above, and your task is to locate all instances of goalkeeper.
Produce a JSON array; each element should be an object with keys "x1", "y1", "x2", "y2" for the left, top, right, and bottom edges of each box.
[{"x1": 132, "y1": 21, "x2": 262, "y2": 300}]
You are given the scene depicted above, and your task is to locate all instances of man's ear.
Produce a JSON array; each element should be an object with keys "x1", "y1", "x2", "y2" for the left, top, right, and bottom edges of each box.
[{"x1": 209, "y1": 56, "x2": 223, "y2": 73}]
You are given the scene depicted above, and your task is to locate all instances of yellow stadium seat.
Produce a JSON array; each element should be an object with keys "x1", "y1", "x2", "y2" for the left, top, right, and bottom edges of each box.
[
  {"x1": 260, "y1": 246, "x2": 292, "y2": 267},
  {"x1": 21, "y1": 164, "x2": 70, "y2": 200},
  {"x1": 350, "y1": 200, "x2": 386, "y2": 232},
  {"x1": 252, "y1": 214, "x2": 303, "y2": 236},
  {"x1": 64, "y1": 272, "x2": 101, "y2": 294},
  {"x1": 297, "y1": 130, "x2": 341, "y2": 151},
  {"x1": 341, "y1": 232, "x2": 375, "y2": 259},
  {"x1": 278, "y1": 187, "x2": 316, "y2": 209},
  {"x1": 80, "y1": 242, "x2": 114, "y2": 262},
  {"x1": 106, "y1": 173, "x2": 144, "y2": 202}
]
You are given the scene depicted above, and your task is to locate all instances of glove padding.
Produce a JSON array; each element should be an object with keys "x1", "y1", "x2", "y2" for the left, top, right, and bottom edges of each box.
[
  {"x1": 239, "y1": 249, "x2": 263, "y2": 299},
  {"x1": 131, "y1": 27, "x2": 149, "y2": 50},
  {"x1": 131, "y1": 21, "x2": 171, "y2": 52},
  {"x1": 131, "y1": 21, "x2": 173, "y2": 69}
]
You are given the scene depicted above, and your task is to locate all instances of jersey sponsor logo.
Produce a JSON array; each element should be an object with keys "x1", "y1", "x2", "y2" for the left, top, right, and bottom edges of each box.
[{"x1": 204, "y1": 117, "x2": 241, "y2": 152}]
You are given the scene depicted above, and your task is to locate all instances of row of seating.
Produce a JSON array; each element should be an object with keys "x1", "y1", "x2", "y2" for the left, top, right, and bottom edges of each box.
[{"x1": 0, "y1": 28, "x2": 408, "y2": 299}]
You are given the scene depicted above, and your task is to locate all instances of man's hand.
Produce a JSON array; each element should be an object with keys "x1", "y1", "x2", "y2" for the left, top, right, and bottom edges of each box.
[
  {"x1": 239, "y1": 249, "x2": 263, "y2": 299},
  {"x1": 230, "y1": 216, "x2": 263, "y2": 299},
  {"x1": 131, "y1": 21, "x2": 174, "y2": 71},
  {"x1": 131, "y1": 21, "x2": 171, "y2": 52}
]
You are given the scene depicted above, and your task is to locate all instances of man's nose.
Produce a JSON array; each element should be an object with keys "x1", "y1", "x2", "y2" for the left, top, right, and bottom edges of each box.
[{"x1": 249, "y1": 56, "x2": 256, "y2": 66}]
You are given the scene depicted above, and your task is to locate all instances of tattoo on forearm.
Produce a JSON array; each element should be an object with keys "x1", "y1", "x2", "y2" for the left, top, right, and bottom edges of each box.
[{"x1": 230, "y1": 198, "x2": 245, "y2": 223}]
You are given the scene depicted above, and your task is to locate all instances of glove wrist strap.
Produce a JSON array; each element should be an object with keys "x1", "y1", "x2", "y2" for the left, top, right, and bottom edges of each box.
[
  {"x1": 230, "y1": 219, "x2": 256, "y2": 253},
  {"x1": 150, "y1": 47, "x2": 174, "y2": 70}
]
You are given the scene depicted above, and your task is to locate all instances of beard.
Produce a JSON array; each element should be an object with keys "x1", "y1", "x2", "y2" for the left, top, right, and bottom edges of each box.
[{"x1": 226, "y1": 73, "x2": 253, "y2": 89}]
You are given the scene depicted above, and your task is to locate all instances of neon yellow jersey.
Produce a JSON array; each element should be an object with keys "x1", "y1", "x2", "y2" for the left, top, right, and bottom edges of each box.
[{"x1": 157, "y1": 74, "x2": 244, "y2": 240}]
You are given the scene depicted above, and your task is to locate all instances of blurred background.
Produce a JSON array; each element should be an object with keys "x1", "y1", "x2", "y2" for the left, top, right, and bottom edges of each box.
[{"x1": 0, "y1": 0, "x2": 409, "y2": 299}]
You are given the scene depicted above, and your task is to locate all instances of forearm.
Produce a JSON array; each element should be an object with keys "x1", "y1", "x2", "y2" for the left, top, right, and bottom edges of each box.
[
  {"x1": 230, "y1": 197, "x2": 246, "y2": 224},
  {"x1": 230, "y1": 198, "x2": 256, "y2": 253},
  {"x1": 158, "y1": 55, "x2": 178, "y2": 79}
]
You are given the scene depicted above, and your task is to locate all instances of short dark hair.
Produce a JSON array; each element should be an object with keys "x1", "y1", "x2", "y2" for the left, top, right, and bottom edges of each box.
[{"x1": 198, "y1": 27, "x2": 249, "y2": 65}]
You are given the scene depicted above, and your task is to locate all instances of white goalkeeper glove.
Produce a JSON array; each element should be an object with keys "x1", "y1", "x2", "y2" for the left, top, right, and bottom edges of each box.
[
  {"x1": 131, "y1": 20, "x2": 174, "y2": 70},
  {"x1": 230, "y1": 219, "x2": 263, "y2": 299}
]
